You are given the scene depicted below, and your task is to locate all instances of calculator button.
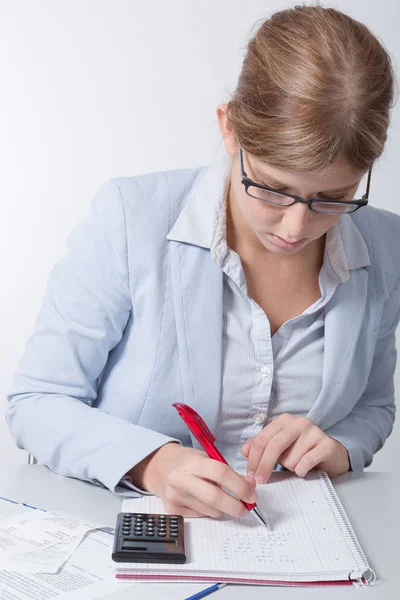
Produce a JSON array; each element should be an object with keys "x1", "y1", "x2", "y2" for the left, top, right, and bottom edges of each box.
[
  {"x1": 170, "y1": 532, "x2": 178, "y2": 537},
  {"x1": 158, "y1": 532, "x2": 166, "y2": 537}
]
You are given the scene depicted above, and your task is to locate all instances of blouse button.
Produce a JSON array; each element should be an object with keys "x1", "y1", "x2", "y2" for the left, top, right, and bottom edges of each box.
[{"x1": 253, "y1": 412, "x2": 267, "y2": 425}]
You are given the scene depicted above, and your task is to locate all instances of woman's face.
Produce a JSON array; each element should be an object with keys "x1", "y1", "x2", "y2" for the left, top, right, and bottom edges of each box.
[
  {"x1": 227, "y1": 149, "x2": 362, "y2": 257},
  {"x1": 217, "y1": 103, "x2": 364, "y2": 257}
]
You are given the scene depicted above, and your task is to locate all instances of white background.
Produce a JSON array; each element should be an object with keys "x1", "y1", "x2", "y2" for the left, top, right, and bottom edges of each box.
[{"x1": 0, "y1": 0, "x2": 399, "y2": 472}]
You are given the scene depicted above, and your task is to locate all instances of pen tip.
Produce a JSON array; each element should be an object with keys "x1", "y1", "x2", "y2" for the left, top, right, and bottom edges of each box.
[{"x1": 252, "y1": 506, "x2": 268, "y2": 528}]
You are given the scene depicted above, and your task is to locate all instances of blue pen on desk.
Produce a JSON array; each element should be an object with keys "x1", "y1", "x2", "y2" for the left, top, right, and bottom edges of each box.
[{"x1": 184, "y1": 583, "x2": 227, "y2": 600}]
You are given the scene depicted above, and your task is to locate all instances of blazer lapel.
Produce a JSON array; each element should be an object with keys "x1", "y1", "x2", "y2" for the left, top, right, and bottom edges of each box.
[
  {"x1": 307, "y1": 267, "x2": 369, "y2": 426},
  {"x1": 166, "y1": 145, "x2": 231, "y2": 437},
  {"x1": 168, "y1": 240, "x2": 224, "y2": 435}
]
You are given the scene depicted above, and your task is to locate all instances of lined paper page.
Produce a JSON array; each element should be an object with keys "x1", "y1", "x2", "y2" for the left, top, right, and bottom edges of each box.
[{"x1": 119, "y1": 471, "x2": 369, "y2": 582}]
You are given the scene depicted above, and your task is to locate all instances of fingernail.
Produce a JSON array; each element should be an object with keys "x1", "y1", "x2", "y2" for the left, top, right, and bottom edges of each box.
[
  {"x1": 249, "y1": 493, "x2": 257, "y2": 503},
  {"x1": 255, "y1": 474, "x2": 266, "y2": 484}
]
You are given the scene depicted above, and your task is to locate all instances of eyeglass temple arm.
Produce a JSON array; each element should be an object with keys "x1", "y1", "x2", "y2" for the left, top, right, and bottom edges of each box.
[{"x1": 364, "y1": 166, "x2": 372, "y2": 199}]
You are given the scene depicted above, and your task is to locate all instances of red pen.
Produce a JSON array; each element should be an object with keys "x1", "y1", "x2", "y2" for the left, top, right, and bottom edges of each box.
[{"x1": 173, "y1": 402, "x2": 268, "y2": 527}]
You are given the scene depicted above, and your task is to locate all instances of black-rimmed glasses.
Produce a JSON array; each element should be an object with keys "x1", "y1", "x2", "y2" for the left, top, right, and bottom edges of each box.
[{"x1": 239, "y1": 147, "x2": 371, "y2": 214}]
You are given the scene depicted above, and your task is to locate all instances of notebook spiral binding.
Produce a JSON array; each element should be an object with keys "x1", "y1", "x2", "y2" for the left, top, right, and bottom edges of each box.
[{"x1": 317, "y1": 471, "x2": 376, "y2": 587}]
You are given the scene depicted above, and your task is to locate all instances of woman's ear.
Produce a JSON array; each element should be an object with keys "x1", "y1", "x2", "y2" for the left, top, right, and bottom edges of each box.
[{"x1": 216, "y1": 103, "x2": 239, "y2": 157}]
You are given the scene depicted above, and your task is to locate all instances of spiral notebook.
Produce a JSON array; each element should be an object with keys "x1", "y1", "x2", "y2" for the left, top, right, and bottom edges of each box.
[{"x1": 115, "y1": 470, "x2": 375, "y2": 587}]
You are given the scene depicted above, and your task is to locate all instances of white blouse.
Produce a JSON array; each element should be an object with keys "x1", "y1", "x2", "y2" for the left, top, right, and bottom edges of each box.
[{"x1": 211, "y1": 201, "x2": 350, "y2": 473}]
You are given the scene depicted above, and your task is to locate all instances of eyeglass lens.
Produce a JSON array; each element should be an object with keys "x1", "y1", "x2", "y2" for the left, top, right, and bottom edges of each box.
[{"x1": 246, "y1": 186, "x2": 360, "y2": 214}]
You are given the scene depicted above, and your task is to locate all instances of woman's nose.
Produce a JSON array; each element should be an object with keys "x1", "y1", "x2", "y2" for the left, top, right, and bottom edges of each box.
[{"x1": 283, "y1": 201, "x2": 311, "y2": 239}]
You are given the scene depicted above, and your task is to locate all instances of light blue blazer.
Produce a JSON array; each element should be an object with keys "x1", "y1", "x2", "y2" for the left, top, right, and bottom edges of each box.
[{"x1": 6, "y1": 150, "x2": 400, "y2": 494}]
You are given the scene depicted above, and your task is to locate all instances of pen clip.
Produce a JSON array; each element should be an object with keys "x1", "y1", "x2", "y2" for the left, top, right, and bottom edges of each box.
[{"x1": 172, "y1": 403, "x2": 216, "y2": 445}]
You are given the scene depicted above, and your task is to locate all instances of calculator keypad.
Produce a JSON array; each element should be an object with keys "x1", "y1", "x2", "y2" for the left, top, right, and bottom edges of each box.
[{"x1": 121, "y1": 514, "x2": 181, "y2": 540}]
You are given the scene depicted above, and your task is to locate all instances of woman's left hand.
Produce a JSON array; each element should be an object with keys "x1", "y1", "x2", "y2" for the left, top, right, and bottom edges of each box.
[{"x1": 241, "y1": 414, "x2": 350, "y2": 483}]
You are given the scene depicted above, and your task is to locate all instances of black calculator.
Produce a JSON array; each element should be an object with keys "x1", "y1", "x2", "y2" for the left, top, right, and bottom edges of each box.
[{"x1": 112, "y1": 512, "x2": 186, "y2": 564}]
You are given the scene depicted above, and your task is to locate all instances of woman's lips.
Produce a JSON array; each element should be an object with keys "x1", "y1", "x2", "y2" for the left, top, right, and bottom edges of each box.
[{"x1": 269, "y1": 234, "x2": 307, "y2": 250}]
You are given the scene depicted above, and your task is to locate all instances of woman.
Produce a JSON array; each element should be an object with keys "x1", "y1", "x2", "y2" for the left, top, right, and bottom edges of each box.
[{"x1": 7, "y1": 5, "x2": 400, "y2": 520}]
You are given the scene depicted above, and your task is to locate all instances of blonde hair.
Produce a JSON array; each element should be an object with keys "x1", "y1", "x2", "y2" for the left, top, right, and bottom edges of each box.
[{"x1": 227, "y1": 3, "x2": 397, "y2": 174}]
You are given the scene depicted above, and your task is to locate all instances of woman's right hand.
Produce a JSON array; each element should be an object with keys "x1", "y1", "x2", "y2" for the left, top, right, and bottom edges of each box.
[{"x1": 129, "y1": 442, "x2": 258, "y2": 518}]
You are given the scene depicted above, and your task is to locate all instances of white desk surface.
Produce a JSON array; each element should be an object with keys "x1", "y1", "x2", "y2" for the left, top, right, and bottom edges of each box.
[{"x1": 0, "y1": 464, "x2": 397, "y2": 599}]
